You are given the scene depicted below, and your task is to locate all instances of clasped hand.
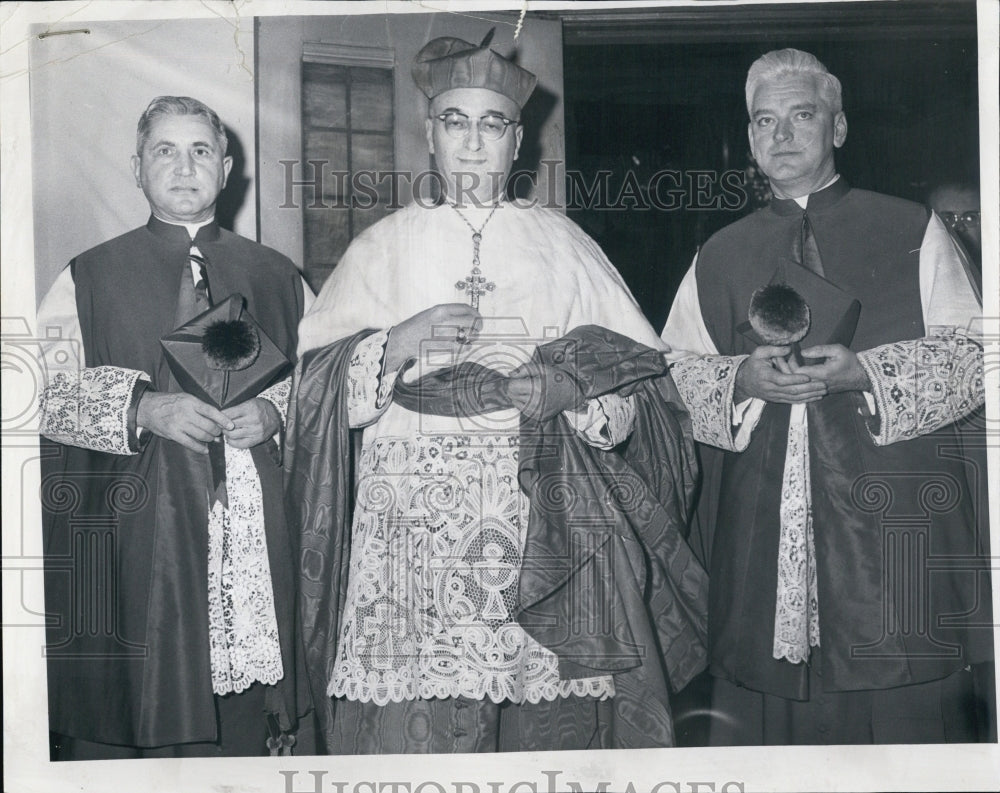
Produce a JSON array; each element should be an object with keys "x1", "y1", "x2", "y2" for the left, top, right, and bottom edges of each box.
[
  {"x1": 136, "y1": 392, "x2": 280, "y2": 453},
  {"x1": 385, "y1": 303, "x2": 583, "y2": 418},
  {"x1": 386, "y1": 303, "x2": 482, "y2": 378},
  {"x1": 734, "y1": 343, "x2": 870, "y2": 404},
  {"x1": 505, "y1": 359, "x2": 584, "y2": 421}
]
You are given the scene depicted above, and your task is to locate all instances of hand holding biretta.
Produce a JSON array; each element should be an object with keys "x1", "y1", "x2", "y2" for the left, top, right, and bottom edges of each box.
[
  {"x1": 412, "y1": 28, "x2": 537, "y2": 108},
  {"x1": 737, "y1": 261, "x2": 862, "y2": 364}
]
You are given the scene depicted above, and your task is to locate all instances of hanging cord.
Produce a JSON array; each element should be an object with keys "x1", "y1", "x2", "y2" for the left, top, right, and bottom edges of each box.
[{"x1": 514, "y1": 0, "x2": 527, "y2": 40}]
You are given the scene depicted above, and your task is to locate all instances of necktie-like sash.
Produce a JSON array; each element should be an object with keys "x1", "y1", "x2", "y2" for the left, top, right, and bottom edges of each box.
[{"x1": 792, "y1": 210, "x2": 825, "y2": 277}]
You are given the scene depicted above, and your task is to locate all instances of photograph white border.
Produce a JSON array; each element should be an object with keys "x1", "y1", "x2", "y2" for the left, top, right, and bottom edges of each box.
[{"x1": 3, "y1": 2, "x2": 998, "y2": 791}]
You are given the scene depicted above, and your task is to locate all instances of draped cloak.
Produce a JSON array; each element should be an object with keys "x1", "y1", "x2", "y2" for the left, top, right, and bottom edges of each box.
[
  {"x1": 286, "y1": 325, "x2": 709, "y2": 750},
  {"x1": 42, "y1": 217, "x2": 311, "y2": 747},
  {"x1": 694, "y1": 179, "x2": 992, "y2": 699}
]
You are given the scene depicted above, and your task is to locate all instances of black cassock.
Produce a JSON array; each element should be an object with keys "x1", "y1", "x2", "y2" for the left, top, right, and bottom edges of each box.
[
  {"x1": 693, "y1": 179, "x2": 992, "y2": 720},
  {"x1": 43, "y1": 217, "x2": 311, "y2": 750}
]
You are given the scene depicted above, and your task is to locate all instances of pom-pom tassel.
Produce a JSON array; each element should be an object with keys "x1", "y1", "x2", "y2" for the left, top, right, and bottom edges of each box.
[
  {"x1": 749, "y1": 284, "x2": 812, "y2": 365},
  {"x1": 202, "y1": 318, "x2": 261, "y2": 371}
]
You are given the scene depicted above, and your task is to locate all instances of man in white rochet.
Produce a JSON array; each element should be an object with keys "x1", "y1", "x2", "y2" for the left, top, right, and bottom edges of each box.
[{"x1": 289, "y1": 30, "x2": 709, "y2": 753}]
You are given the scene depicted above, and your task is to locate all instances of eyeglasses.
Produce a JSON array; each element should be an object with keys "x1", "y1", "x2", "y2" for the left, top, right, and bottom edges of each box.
[
  {"x1": 939, "y1": 210, "x2": 980, "y2": 227},
  {"x1": 433, "y1": 111, "x2": 518, "y2": 141}
]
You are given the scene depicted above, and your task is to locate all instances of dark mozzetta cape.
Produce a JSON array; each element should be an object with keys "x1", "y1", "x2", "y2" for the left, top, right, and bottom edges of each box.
[
  {"x1": 287, "y1": 326, "x2": 709, "y2": 749},
  {"x1": 42, "y1": 217, "x2": 310, "y2": 747},
  {"x1": 695, "y1": 180, "x2": 992, "y2": 699}
]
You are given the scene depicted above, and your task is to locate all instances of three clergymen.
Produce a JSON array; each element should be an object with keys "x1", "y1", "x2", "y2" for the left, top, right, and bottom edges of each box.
[{"x1": 38, "y1": 31, "x2": 988, "y2": 758}]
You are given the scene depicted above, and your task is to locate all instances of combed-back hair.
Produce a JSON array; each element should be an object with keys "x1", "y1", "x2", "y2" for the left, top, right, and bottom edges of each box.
[
  {"x1": 745, "y1": 49, "x2": 843, "y2": 115},
  {"x1": 136, "y1": 96, "x2": 228, "y2": 155}
]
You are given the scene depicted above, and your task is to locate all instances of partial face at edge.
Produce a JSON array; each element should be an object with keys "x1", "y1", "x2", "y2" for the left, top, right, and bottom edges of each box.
[
  {"x1": 929, "y1": 186, "x2": 982, "y2": 252},
  {"x1": 131, "y1": 114, "x2": 233, "y2": 224},
  {"x1": 747, "y1": 73, "x2": 847, "y2": 200},
  {"x1": 425, "y1": 87, "x2": 524, "y2": 205}
]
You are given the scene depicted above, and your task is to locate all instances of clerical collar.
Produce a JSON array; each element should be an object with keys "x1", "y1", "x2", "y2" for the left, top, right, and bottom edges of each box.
[
  {"x1": 146, "y1": 214, "x2": 221, "y2": 244},
  {"x1": 769, "y1": 176, "x2": 850, "y2": 217}
]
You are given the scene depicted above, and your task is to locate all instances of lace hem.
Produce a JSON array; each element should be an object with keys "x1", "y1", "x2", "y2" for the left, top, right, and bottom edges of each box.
[
  {"x1": 857, "y1": 329, "x2": 984, "y2": 446},
  {"x1": 669, "y1": 354, "x2": 748, "y2": 450},
  {"x1": 772, "y1": 407, "x2": 820, "y2": 663},
  {"x1": 39, "y1": 366, "x2": 148, "y2": 454},
  {"x1": 258, "y1": 377, "x2": 292, "y2": 427},
  {"x1": 208, "y1": 443, "x2": 284, "y2": 695},
  {"x1": 328, "y1": 671, "x2": 615, "y2": 705}
]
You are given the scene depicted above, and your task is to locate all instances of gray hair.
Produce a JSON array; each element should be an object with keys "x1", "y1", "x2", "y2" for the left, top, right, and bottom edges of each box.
[
  {"x1": 745, "y1": 49, "x2": 843, "y2": 116},
  {"x1": 136, "y1": 96, "x2": 228, "y2": 155}
]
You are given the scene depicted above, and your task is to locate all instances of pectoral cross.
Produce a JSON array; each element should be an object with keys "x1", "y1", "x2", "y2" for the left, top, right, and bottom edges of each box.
[
  {"x1": 452, "y1": 205, "x2": 499, "y2": 309},
  {"x1": 455, "y1": 248, "x2": 495, "y2": 309}
]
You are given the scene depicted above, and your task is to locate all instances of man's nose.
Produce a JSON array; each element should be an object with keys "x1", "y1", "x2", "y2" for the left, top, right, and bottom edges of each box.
[
  {"x1": 174, "y1": 151, "x2": 195, "y2": 174},
  {"x1": 774, "y1": 118, "x2": 793, "y2": 142},
  {"x1": 464, "y1": 122, "x2": 483, "y2": 152}
]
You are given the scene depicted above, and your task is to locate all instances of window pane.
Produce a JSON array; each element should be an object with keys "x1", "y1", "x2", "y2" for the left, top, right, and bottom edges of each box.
[
  {"x1": 303, "y1": 63, "x2": 348, "y2": 129},
  {"x1": 350, "y1": 69, "x2": 394, "y2": 131},
  {"x1": 300, "y1": 56, "x2": 396, "y2": 283},
  {"x1": 351, "y1": 132, "x2": 393, "y2": 175},
  {"x1": 303, "y1": 129, "x2": 348, "y2": 202},
  {"x1": 304, "y1": 203, "x2": 350, "y2": 270}
]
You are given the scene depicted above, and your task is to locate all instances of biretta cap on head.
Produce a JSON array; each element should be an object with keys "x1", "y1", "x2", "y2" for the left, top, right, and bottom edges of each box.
[{"x1": 412, "y1": 28, "x2": 537, "y2": 109}]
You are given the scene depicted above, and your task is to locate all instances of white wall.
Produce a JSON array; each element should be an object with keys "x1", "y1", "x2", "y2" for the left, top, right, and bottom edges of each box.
[{"x1": 30, "y1": 18, "x2": 257, "y2": 300}]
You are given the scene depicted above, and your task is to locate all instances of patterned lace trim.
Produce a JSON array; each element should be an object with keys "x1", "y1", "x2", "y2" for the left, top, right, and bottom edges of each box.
[
  {"x1": 330, "y1": 662, "x2": 615, "y2": 705},
  {"x1": 669, "y1": 355, "x2": 747, "y2": 451},
  {"x1": 329, "y1": 433, "x2": 615, "y2": 705},
  {"x1": 347, "y1": 329, "x2": 395, "y2": 426},
  {"x1": 258, "y1": 377, "x2": 291, "y2": 427},
  {"x1": 39, "y1": 366, "x2": 148, "y2": 454},
  {"x1": 772, "y1": 407, "x2": 820, "y2": 663},
  {"x1": 858, "y1": 329, "x2": 984, "y2": 446},
  {"x1": 207, "y1": 443, "x2": 284, "y2": 695}
]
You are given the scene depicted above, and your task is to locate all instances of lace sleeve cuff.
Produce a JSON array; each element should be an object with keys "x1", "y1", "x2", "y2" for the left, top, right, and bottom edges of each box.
[
  {"x1": 258, "y1": 377, "x2": 292, "y2": 427},
  {"x1": 669, "y1": 354, "x2": 751, "y2": 451},
  {"x1": 857, "y1": 329, "x2": 984, "y2": 446},
  {"x1": 40, "y1": 366, "x2": 151, "y2": 454},
  {"x1": 563, "y1": 393, "x2": 636, "y2": 450},
  {"x1": 348, "y1": 329, "x2": 396, "y2": 427}
]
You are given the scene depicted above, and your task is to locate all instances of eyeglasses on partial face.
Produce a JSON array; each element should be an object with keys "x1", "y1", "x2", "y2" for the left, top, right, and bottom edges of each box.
[
  {"x1": 939, "y1": 211, "x2": 980, "y2": 227},
  {"x1": 433, "y1": 111, "x2": 518, "y2": 141}
]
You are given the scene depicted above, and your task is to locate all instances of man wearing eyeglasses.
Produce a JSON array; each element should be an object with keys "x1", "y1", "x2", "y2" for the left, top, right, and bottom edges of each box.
[
  {"x1": 928, "y1": 180, "x2": 982, "y2": 289},
  {"x1": 661, "y1": 48, "x2": 990, "y2": 744},
  {"x1": 289, "y1": 31, "x2": 708, "y2": 753},
  {"x1": 428, "y1": 100, "x2": 522, "y2": 208}
]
